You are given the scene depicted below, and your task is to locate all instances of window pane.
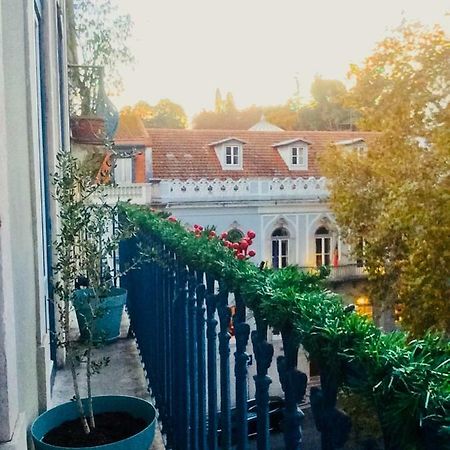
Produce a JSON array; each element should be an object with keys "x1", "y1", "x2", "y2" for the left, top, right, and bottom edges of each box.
[
  {"x1": 233, "y1": 153, "x2": 238, "y2": 165},
  {"x1": 298, "y1": 148, "x2": 304, "y2": 165},
  {"x1": 316, "y1": 255, "x2": 322, "y2": 267},
  {"x1": 315, "y1": 238, "x2": 322, "y2": 253},
  {"x1": 324, "y1": 238, "x2": 330, "y2": 253},
  {"x1": 281, "y1": 256, "x2": 288, "y2": 268},
  {"x1": 281, "y1": 239, "x2": 288, "y2": 257},
  {"x1": 272, "y1": 240, "x2": 279, "y2": 269},
  {"x1": 324, "y1": 254, "x2": 330, "y2": 266},
  {"x1": 292, "y1": 155, "x2": 297, "y2": 165}
]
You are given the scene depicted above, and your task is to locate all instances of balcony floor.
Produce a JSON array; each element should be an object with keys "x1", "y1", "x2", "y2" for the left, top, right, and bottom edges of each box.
[{"x1": 51, "y1": 310, "x2": 165, "y2": 450}]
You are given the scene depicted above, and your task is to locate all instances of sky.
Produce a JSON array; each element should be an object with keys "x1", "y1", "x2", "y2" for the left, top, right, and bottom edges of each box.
[{"x1": 114, "y1": 0, "x2": 449, "y2": 120}]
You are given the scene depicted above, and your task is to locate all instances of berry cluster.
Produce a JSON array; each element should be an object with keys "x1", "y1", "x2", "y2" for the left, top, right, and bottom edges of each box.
[{"x1": 220, "y1": 230, "x2": 256, "y2": 260}]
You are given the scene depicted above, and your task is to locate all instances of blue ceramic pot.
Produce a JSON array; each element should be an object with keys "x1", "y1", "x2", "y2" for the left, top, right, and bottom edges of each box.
[
  {"x1": 73, "y1": 287, "x2": 127, "y2": 343},
  {"x1": 31, "y1": 395, "x2": 156, "y2": 450}
]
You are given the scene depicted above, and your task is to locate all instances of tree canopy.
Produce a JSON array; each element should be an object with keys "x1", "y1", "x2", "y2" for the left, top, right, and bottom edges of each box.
[
  {"x1": 297, "y1": 76, "x2": 356, "y2": 130},
  {"x1": 72, "y1": 0, "x2": 134, "y2": 93},
  {"x1": 121, "y1": 99, "x2": 188, "y2": 129},
  {"x1": 193, "y1": 83, "x2": 355, "y2": 131},
  {"x1": 320, "y1": 23, "x2": 450, "y2": 335}
]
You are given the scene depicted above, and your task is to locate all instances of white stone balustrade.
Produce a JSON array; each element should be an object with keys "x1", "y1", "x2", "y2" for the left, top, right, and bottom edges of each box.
[
  {"x1": 158, "y1": 177, "x2": 328, "y2": 203},
  {"x1": 102, "y1": 183, "x2": 153, "y2": 205}
]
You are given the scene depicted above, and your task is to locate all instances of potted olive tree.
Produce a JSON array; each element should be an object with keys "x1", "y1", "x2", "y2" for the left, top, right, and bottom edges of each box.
[{"x1": 31, "y1": 150, "x2": 156, "y2": 449}]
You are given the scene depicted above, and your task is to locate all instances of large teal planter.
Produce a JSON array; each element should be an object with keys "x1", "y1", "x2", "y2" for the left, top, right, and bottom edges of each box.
[
  {"x1": 31, "y1": 395, "x2": 156, "y2": 450},
  {"x1": 73, "y1": 288, "x2": 127, "y2": 343}
]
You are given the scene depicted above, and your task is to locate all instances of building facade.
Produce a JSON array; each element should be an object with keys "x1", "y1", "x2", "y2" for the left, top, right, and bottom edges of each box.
[
  {"x1": 0, "y1": 0, "x2": 70, "y2": 448},
  {"x1": 112, "y1": 119, "x2": 373, "y2": 295}
]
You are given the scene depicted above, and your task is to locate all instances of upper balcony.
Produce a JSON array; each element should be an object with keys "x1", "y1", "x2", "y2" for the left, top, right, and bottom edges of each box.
[{"x1": 68, "y1": 64, "x2": 119, "y2": 144}]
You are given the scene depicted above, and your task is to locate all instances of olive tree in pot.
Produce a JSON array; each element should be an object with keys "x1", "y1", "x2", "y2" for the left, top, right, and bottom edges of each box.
[{"x1": 31, "y1": 150, "x2": 156, "y2": 449}]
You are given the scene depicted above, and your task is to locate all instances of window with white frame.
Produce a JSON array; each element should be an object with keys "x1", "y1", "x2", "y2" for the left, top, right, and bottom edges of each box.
[
  {"x1": 114, "y1": 157, "x2": 133, "y2": 184},
  {"x1": 272, "y1": 227, "x2": 289, "y2": 269},
  {"x1": 291, "y1": 146, "x2": 306, "y2": 166},
  {"x1": 315, "y1": 226, "x2": 331, "y2": 267},
  {"x1": 225, "y1": 145, "x2": 240, "y2": 166}
]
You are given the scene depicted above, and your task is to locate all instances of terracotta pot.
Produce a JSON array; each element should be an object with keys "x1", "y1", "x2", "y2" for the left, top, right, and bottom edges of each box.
[{"x1": 70, "y1": 116, "x2": 105, "y2": 144}]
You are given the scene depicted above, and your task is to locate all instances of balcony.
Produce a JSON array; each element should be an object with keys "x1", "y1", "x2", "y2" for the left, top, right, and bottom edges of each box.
[
  {"x1": 112, "y1": 205, "x2": 448, "y2": 450},
  {"x1": 299, "y1": 264, "x2": 367, "y2": 283},
  {"x1": 68, "y1": 64, "x2": 119, "y2": 144}
]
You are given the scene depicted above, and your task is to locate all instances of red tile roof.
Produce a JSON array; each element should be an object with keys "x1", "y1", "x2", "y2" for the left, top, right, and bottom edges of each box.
[
  {"x1": 146, "y1": 129, "x2": 379, "y2": 180},
  {"x1": 114, "y1": 114, "x2": 150, "y2": 147}
]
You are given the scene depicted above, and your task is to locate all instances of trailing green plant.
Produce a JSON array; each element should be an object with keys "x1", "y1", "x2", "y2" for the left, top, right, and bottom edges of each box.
[
  {"x1": 52, "y1": 150, "x2": 136, "y2": 434},
  {"x1": 124, "y1": 204, "x2": 450, "y2": 450}
]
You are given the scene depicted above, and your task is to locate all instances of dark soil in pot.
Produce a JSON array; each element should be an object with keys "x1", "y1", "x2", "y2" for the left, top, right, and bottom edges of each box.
[{"x1": 43, "y1": 411, "x2": 147, "y2": 447}]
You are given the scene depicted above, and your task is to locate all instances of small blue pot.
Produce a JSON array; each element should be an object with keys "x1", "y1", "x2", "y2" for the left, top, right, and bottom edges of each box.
[
  {"x1": 31, "y1": 395, "x2": 156, "y2": 450},
  {"x1": 73, "y1": 288, "x2": 127, "y2": 343}
]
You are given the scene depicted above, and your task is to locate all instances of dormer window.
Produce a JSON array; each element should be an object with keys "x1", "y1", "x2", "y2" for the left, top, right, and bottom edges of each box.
[
  {"x1": 225, "y1": 145, "x2": 240, "y2": 166},
  {"x1": 273, "y1": 138, "x2": 310, "y2": 171},
  {"x1": 335, "y1": 138, "x2": 367, "y2": 156},
  {"x1": 209, "y1": 137, "x2": 246, "y2": 170}
]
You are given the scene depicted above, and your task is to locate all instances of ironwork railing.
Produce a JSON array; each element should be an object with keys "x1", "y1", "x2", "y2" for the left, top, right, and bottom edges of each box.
[{"x1": 120, "y1": 236, "x2": 310, "y2": 450}]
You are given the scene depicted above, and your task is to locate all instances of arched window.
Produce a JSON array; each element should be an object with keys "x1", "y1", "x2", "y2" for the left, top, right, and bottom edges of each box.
[
  {"x1": 315, "y1": 226, "x2": 331, "y2": 267},
  {"x1": 272, "y1": 227, "x2": 289, "y2": 269},
  {"x1": 227, "y1": 228, "x2": 244, "y2": 243}
]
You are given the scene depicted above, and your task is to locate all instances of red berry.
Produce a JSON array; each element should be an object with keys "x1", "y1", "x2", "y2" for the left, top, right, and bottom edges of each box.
[
  {"x1": 194, "y1": 224, "x2": 199, "y2": 229},
  {"x1": 233, "y1": 242, "x2": 240, "y2": 250},
  {"x1": 220, "y1": 231, "x2": 228, "y2": 240},
  {"x1": 246, "y1": 239, "x2": 253, "y2": 246},
  {"x1": 209, "y1": 231, "x2": 216, "y2": 237},
  {"x1": 248, "y1": 250, "x2": 256, "y2": 257},
  {"x1": 247, "y1": 230, "x2": 256, "y2": 239},
  {"x1": 239, "y1": 240, "x2": 249, "y2": 250},
  {"x1": 198, "y1": 225, "x2": 204, "y2": 231},
  {"x1": 168, "y1": 216, "x2": 177, "y2": 222},
  {"x1": 236, "y1": 253, "x2": 245, "y2": 260}
]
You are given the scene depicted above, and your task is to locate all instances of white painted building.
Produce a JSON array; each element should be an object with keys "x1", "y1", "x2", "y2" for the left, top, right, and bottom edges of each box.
[{"x1": 112, "y1": 119, "x2": 374, "y2": 281}]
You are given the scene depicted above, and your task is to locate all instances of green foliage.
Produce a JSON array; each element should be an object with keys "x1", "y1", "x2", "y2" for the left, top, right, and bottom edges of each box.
[
  {"x1": 124, "y1": 204, "x2": 450, "y2": 449},
  {"x1": 73, "y1": 0, "x2": 134, "y2": 93},
  {"x1": 320, "y1": 23, "x2": 450, "y2": 335},
  {"x1": 121, "y1": 99, "x2": 188, "y2": 129},
  {"x1": 297, "y1": 76, "x2": 356, "y2": 130},
  {"x1": 53, "y1": 150, "x2": 136, "y2": 433}
]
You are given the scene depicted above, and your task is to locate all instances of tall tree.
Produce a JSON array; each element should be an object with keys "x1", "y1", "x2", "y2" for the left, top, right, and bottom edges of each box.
[
  {"x1": 144, "y1": 99, "x2": 188, "y2": 129},
  {"x1": 73, "y1": 0, "x2": 134, "y2": 93},
  {"x1": 297, "y1": 76, "x2": 355, "y2": 130},
  {"x1": 320, "y1": 23, "x2": 450, "y2": 335}
]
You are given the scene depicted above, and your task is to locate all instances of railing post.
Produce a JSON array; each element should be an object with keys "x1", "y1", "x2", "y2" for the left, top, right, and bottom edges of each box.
[
  {"x1": 251, "y1": 317, "x2": 274, "y2": 450},
  {"x1": 217, "y1": 286, "x2": 232, "y2": 450},
  {"x1": 277, "y1": 328, "x2": 307, "y2": 450},
  {"x1": 310, "y1": 366, "x2": 351, "y2": 450},
  {"x1": 234, "y1": 291, "x2": 250, "y2": 450},
  {"x1": 188, "y1": 267, "x2": 199, "y2": 450},
  {"x1": 206, "y1": 275, "x2": 219, "y2": 450},
  {"x1": 175, "y1": 262, "x2": 190, "y2": 449},
  {"x1": 195, "y1": 272, "x2": 208, "y2": 450}
]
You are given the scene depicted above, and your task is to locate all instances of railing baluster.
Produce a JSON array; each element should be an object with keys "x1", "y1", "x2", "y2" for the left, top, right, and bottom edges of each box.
[
  {"x1": 188, "y1": 267, "x2": 199, "y2": 450},
  {"x1": 217, "y1": 287, "x2": 232, "y2": 450},
  {"x1": 251, "y1": 317, "x2": 274, "y2": 450},
  {"x1": 195, "y1": 272, "x2": 208, "y2": 450},
  {"x1": 310, "y1": 366, "x2": 351, "y2": 450},
  {"x1": 234, "y1": 291, "x2": 250, "y2": 450},
  {"x1": 206, "y1": 275, "x2": 219, "y2": 450},
  {"x1": 277, "y1": 328, "x2": 307, "y2": 450}
]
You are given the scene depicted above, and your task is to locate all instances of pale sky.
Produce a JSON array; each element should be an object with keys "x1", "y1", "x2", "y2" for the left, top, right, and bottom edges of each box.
[{"x1": 114, "y1": 0, "x2": 448, "y2": 121}]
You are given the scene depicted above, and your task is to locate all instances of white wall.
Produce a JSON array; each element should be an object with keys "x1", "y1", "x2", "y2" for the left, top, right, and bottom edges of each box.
[{"x1": 0, "y1": 0, "x2": 68, "y2": 448}]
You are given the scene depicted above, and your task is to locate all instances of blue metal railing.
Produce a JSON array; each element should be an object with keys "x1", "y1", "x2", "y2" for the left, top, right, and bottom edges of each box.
[{"x1": 120, "y1": 235, "x2": 343, "y2": 450}]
